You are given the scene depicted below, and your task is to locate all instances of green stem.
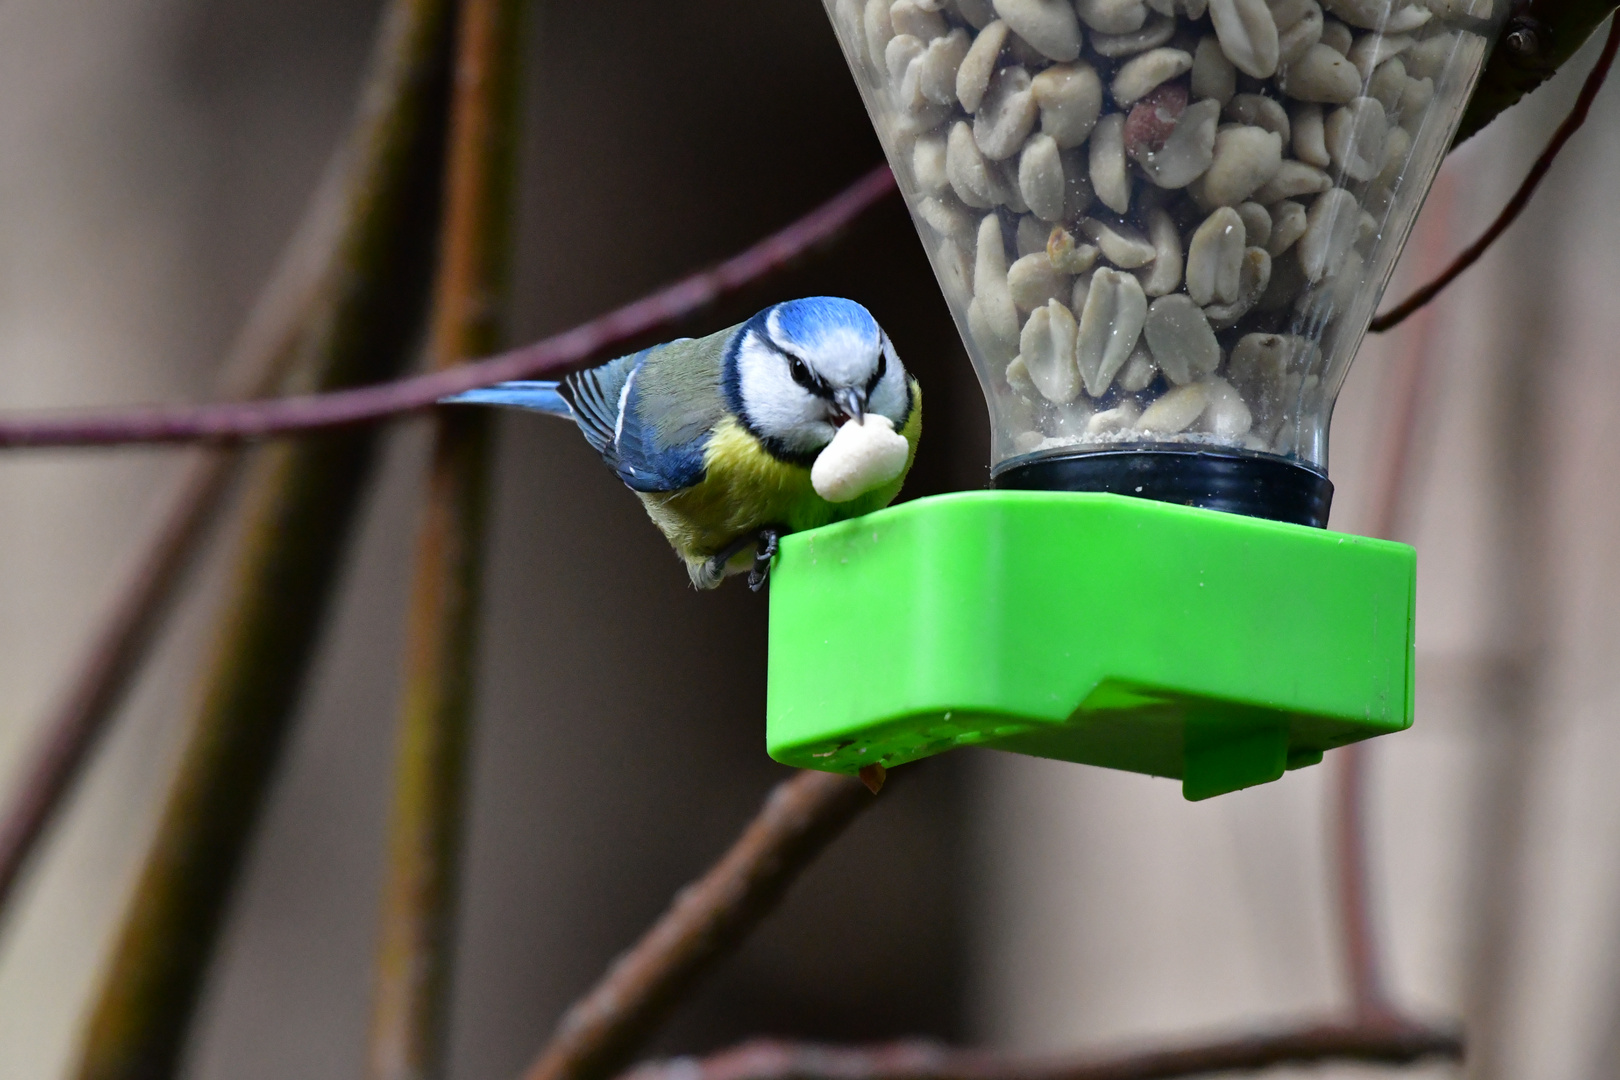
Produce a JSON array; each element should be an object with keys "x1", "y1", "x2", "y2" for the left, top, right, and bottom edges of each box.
[
  {"x1": 365, "y1": 2, "x2": 530, "y2": 1078},
  {"x1": 69, "y1": 2, "x2": 457, "y2": 1077},
  {"x1": 0, "y1": 40, "x2": 370, "y2": 930}
]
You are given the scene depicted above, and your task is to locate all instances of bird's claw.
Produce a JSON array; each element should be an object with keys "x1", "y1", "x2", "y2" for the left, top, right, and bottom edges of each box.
[{"x1": 747, "y1": 527, "x2": 783, "y2": 592}]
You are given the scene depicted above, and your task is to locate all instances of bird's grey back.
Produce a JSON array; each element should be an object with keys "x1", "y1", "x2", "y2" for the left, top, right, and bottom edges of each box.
[{"x1": 629, "y1": 322, "x2": 737, "y2": 452}]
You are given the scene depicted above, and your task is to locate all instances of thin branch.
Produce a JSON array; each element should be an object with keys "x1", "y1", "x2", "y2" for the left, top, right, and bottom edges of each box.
[
  {"x1": 0, "y1": 63, "x2": 363, "y2": 926},
  {"x1": 68, "y1": 0, "x2": 458, "y2": 1075},
  {"x1": 616, "y1": 1022, "x2": 1464, "y2": 1080},
  {"x1": 1334, "y1": 172, "x2": 1457, "y2": 1022},
  {"x1": 366, "y1": 0, "x2": 528, "y2": 1078},
  {"x1": 0, "y1": 166, "x2": 898, "y2": 449},
  {"x1": 522, "y1": 770, "x2": 878, "y2": 1080},
  {"x1": 1371, "y1": 15, "x2": 1619, "y2": 333}
]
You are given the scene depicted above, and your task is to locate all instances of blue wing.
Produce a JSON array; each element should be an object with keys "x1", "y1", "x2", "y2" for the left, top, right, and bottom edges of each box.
[
  {"x1": 439, "y1": 328, "x2": 736, "y2": 495},
  {"x1": 560, "y1": 352, "x2": 639, "y2": 462},
  {"x1": 606, "y1": 395, "x2": 710, "y2": 493},
  {"x1": 556, "y1": 350, "x2": 698, "y2": 491},
  {"x1": 565, "y1": 340, "x2": 721, "y2": 494}
]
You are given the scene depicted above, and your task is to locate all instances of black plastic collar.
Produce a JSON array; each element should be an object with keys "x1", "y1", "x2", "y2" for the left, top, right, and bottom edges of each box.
[{"x1": 991, "y1": 446, "x2": 1334, "y2": 529}]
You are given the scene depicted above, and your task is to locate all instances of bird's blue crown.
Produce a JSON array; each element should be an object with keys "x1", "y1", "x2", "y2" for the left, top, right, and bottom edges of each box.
[{"x1": 764, "y1": 297, "x2": 880, "y2": 354}]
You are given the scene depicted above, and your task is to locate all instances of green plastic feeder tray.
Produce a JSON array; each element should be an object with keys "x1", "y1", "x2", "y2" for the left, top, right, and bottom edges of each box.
[{"x1": 766, "y1": 491, "x2": 1414, "y2": 801}]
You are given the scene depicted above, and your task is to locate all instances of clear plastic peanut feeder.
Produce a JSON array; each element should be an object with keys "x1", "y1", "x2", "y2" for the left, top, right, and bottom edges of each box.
[
  {"x1": 761, "y1": 0, "x2": 1498, "y2": 799},
  {"x1": 826, "y1": 0, "x2": 1504, "y2": 524}
]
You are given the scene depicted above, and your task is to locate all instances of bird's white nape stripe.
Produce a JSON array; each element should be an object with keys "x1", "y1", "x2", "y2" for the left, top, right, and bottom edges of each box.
[{"x1": 613, "y1": 365, "x2": 637, "y2": 447}]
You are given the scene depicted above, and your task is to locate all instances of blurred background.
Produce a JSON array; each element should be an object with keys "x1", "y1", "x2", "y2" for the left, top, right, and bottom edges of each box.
[{"x1": 0, "y1": 2, "x2": 1615, "y2": 1078}]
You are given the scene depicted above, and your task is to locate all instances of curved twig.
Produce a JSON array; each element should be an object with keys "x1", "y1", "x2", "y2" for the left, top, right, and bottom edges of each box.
[
  {"x1": 614, "y1": 1022, "x2": 1463, "y2": 1080},
  {"x1": 1372, "y1": 16, "x2": 1619, "y2": 333},
  {"x1": 522, "y1": 770, "x2": 877, "y2": 1080},
  {"x1": 0, "y1": 166, "x2": 898, "y2": 450}
]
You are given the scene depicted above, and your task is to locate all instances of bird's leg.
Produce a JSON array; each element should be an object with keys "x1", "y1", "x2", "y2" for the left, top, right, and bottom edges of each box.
[
  {"x1": 748, "y1": 526, "x2": 784, "y2": 592},
  {"x1": 698, "y1": 531, "x2": 761, "y2": 590}
]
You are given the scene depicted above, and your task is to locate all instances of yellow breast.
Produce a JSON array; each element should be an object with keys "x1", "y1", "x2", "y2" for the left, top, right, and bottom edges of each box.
[{"x1": 636, "y1": 382, "x2": 921, "y2": 572}]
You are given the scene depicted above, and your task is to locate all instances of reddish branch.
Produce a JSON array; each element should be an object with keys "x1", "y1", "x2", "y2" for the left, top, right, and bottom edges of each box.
[
  {"x1": 522, "y1": 770, "x2": 877, "y2": 1080},
  {"x1": 4, "y1": 27, "x2": 1615, "y2": 429},
  {"x1": 10, "y1": 44, "x2": 1612, "y2": 438},
  {"x1": 1372, "y1": 16, "x2": 1620, "y2": 333},
  {"x1": 616, "y1": 1022, "x2": 1463, "y2": 1080},
  {"x1": 0, "y1": 166, "x2": 897, "y2": 449}
]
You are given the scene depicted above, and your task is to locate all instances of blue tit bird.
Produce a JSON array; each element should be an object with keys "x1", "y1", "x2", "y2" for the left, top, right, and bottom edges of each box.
[{"x1": 441, "y1": 296, "x2": 921, "y2": 589}]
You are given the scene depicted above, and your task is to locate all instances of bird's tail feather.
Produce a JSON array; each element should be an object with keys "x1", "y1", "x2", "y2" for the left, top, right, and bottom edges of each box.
[{"x1": 438, "y1": 380, "x2": 574, "y2": 419}]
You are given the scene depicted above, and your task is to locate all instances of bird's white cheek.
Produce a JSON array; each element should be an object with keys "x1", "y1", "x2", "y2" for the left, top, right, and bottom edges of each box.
[
  {"x1": 736, "y1": 343, "x2": 834, "y2": 452},
  {"x1": 750, "y1": 392, "x2": 829, "y2": 445}
]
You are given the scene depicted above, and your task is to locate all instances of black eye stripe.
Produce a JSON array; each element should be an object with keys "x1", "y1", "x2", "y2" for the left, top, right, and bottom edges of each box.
[
  {"x1": 760, "y1": 332, "x2": 889, "y2": 402},
  {"x1": 865, "y1": 348, "x2": 887, "y2": 395},
  {"x1": 763, "y1": 337, "x2": 832, "y2": 398}
]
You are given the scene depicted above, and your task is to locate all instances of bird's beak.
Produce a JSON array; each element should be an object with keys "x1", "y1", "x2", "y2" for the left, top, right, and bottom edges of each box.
[{"x1": 832, "y1": 387, "x2": 866, "y2": 425}]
